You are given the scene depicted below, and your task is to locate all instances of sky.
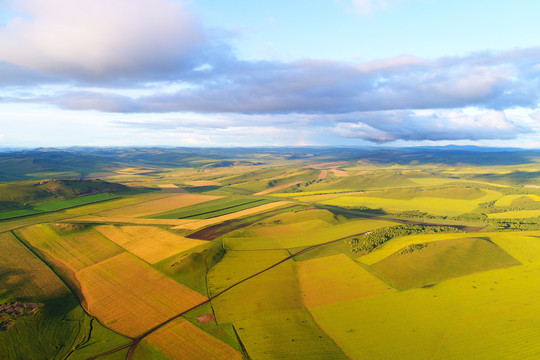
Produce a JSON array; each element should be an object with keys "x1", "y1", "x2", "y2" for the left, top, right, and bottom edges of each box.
[{"x1": 0, "y1": 0, "x2": 539, "y2": 148}]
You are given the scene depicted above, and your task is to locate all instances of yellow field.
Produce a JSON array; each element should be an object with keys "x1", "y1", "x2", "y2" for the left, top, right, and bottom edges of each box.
[
  {"x1": 321, "y1": 189, "x2": 502, "y2": 216},
  {"x1": 172, "y1": 201, "x2": 291, "y2": 230},
  {"x1": 233, "y1": 310, "x2": 349, "y2": 360},
  {"x1": 95, "y1": 225, "x2": 206, "y2": 264},
  {"x1": 310, "y1": 262, "x2": 540, "y2": 360},
  {"x1": 184, "y1": 180, "x2": 221, "y2": 186},
  {"x1": 98, "y1": 193, "x2": 221, "y2": 218},
  {"x1": 490, "y1": 233, "x2": 540, "y2": 264},
  {"x1": 488, "y1": 209, "x2": 540, "y2": 219},
  {"x1": 494, "y1": 194, "x2": 540, "y2": 206},
  {"x1": 144, "y1": 318, "x2": 242, "y2": 360},
  {"x1": 0, "y1": 232, "x2": 67, "y2": 300},
  {"x1": 16, "y1": 224, "x2": 123, "y2": 272},
  {"x1": 77, "y1": 252, "x2": 207, "y2": 337},
  {"x1": 225, "y1": 218, "x2": 397, "y2": 250},
  {"x1": 298, "y1": 254, "x2": 395, "y2": 308},
  {"x1": 331, "y1": 168, "x2": 349, "y2": 177}
]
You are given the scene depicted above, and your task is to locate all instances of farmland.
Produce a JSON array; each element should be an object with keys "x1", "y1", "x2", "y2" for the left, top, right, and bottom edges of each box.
[{"x1": 1, "y1": 147, "x2": 540, "y2": 359}]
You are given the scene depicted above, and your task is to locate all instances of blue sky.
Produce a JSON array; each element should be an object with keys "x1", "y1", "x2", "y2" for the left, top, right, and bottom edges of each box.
[{"x1": 0, "y1": 0, "x2": 539, "y2": 148}]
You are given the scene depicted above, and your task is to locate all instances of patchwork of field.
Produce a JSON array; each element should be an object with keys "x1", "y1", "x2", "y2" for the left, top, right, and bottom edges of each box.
[
  {"x1": 95, "y1": 225, "x2": 206, "y2": 264},
  {"x1": 98, "y1": 193, "x2": 221, "y2": 218},
  {"x1": 310, "y1": 262, "x2": 540, "y2": 360},
  {"x1": 149, "y1": 197, "x2": 274, "y2": 219},
  {"x1": 208, "y1": 250, "x2": 349, "y2": 359},
  {"x1": 16, "y1": 224, "x2": 123, "y2": 272},
  {"x1": 144, "y1": 317, "x2": 243, "y2": 360},
  {"x1": 5, "y1": 154, "x2": 540, "y2": 359},
  {"x1": 77, "y1": 252, "x2": 207, "y2": 337},
  {"x1": 172, "y1": 201, "x2": 291, "y2": 230},
  {"x1": 224, "y1": 211, "x2": 397, "y2": 249},
  {"x1": 0, "y1": 231, "x2": 131, "y2": 360}
]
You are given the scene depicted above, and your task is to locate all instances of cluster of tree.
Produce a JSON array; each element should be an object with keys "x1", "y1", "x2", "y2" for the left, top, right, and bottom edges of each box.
[
  {"x1": 489, "y1": 218, "x2": 540, "y2": 231},
  {"x1": 346, "y1": 224, "x2": 461, "y2": 254},
  {"x1": 397, "y1": 242, "x2": 429, "y2": 255}
]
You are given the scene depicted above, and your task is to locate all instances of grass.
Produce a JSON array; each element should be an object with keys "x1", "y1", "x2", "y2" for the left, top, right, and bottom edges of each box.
[
  {"x1": 34, "y1": 193, "x2": 119, "y2": 211},
  {"x1": 298, "y1": 254, "x2": 396, "y2": 308},
  {"x1": 153, "y1": 241, "x2": 225, "y2": 296},
  {"x1": 77, "y1": 252, "x2": 207, "y2": 337},
  {"x1": 369, "y1": 237, "x2": 520, "y2": 290},
  {"x1": 149, "y1": 198, "x2": 274, "y2": 219},
  {"x1": 310, "y1": 262, "x2": 540, "y2": 360},
  {"x1": 95, "y1": 225, "x2": 207, "y2": 264},
  {"x1": 0, "y1": 193, "x2": 120, "y2": 221}
]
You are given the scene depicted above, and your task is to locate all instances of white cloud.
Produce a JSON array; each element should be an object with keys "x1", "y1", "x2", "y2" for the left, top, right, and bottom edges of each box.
[
  {"x1": 336, "y1": 0, "x2": 404, "y2": 15},
  {"x1": 0, "y1": 0, "x2": 205, "y2": 80},
  {"x1": 330, "y1": 109, "x2": 524, "y2": 142}
]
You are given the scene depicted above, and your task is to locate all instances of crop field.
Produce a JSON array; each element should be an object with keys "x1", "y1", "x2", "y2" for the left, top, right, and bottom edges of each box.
[
  {"x1": 150, "y1": 197, "x2": 274, "y2": 219},
  {"x1": 95, "y1": 225, "x2": 206, "y2": 264},
  {"x1": 310, "y1": 262, "x2": 540, "y2": 360},
  {"x1": 172, "y1": 200, "x2": 291, "y2": 230},
  {"x1": 144, "y1": 317, "x2": 243, "y2": 360},
  {"x1": 0, "y1": 232, "x2": 67, "y2": 303},
  {"x1": 16, "y1": 224, "x2": 123, "y2": 272},
  {"x1": 98, "y1": 193, "x2": 221, "y2": 218},
  {"x1": 298, "y1": 254, "x2": 396, "y2": 308},
  {"x1": 77, "y1": 252, "x2": 207, "y2": 337},
  {"x1": 369, "y1": 237, "x2": 520, "y2": 290}
]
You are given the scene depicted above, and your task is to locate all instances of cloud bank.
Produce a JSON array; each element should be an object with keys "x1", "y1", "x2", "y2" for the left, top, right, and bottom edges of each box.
[{"x1": 0, "y1": 0, "x2": 538, "y2": 144}]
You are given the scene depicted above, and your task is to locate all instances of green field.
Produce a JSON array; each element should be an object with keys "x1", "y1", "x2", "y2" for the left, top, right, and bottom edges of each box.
[{"x1": 148, "y1": 197, "x2": 274, "y2": 219}]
